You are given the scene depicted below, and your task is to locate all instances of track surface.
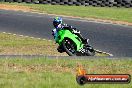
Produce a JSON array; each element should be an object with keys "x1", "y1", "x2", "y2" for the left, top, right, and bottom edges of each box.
[{"x1": 0, "y1": 10, "x2": 132, "y2": 57}]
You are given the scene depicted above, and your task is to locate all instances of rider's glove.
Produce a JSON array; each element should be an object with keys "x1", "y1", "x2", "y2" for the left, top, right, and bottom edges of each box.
[
  {"x1": 52, "y1": 29, "x2": 57, "y2": 36},
  {"x1": 72, "y1": 28, "x2": 80, "y2": 34}
]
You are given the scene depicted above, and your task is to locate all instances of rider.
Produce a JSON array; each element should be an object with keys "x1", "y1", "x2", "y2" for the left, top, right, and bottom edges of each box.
[{"x1": 52, "y1": 17, "x2": 89, "y2": 44}]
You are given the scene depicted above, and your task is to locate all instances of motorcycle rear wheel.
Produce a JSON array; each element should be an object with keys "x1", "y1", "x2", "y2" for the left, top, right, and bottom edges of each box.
[{"x1": 62, "y1": 38, "x2": 77, "y2": 56}]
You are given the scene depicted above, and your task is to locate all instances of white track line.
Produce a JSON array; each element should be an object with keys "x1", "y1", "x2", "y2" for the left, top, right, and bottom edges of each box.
[
  {"x1": 19, "y1": 35, "x2": 24, "y2": 37},
  {"x1": 24, "y1": 36, "x2": 29, "y2": 37},
  {"x1": 2, "y1": 32, "x2": 6, "y2": 34},
  {"x1": 1, "y1": 32, "x2": 49, "y2": 41},
  {"x1": 13, "y1": 34, "x2": 16, "y2": 36},
  {"x1": 43, "y1": 39, "x2": 46, "y2": 40},
  {"x1": 94, "y1": 49, "x2": 113, "y2": 56},
  {"x1": 30, "y1": 37, "x2": 34, "y2": 39},
  {"x1": 8, "y1": 33, "x2": 12, "y2": 35}
]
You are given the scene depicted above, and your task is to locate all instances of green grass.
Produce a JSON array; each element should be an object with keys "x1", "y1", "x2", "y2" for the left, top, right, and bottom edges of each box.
[
  {"x1": 0, "y1": 57, "x2": 132, "y2": 88},
  {"x1": 0, "y1": 3, "x2": 131, "y2": 88},
  {"x1": 0, "y1": 33, "x2": 67, "y2": 56},
  {"x1": 1, "y1": 2, "x2": 132, "y2": 23}
]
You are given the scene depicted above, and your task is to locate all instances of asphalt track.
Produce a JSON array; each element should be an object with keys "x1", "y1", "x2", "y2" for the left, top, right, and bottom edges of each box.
[{"x1": 0, "y1": 10, "x2": 132, "y2": 57}]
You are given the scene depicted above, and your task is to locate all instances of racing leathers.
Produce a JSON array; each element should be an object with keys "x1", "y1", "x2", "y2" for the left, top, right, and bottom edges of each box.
[{"x1": 52, "y1": 23, "x2": 89, "y2": 44}]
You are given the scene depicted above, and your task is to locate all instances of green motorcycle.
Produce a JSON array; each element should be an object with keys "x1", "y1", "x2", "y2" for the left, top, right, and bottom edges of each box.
[{"x1": 53, "y1": 28, "x2": 95, "y2": 56}]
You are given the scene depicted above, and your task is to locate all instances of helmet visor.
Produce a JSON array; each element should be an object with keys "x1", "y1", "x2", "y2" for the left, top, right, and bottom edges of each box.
[{"x1": 53, "y1": 21, "x2": 60, "y2": 28}]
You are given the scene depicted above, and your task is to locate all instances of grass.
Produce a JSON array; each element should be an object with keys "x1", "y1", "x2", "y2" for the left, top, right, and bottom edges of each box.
[
  {"x1": 0, "y1": 33, "x2": 67, "y2": 56},
  {"x1": 0, "y1": 57, "x2": 132, "y2": 88},
  {"x1": 0, "y1": 2, "x2": 132, "y2": 23},
  {"x1": 0, "y1": 3, "x2": 131, "y2": 88}
]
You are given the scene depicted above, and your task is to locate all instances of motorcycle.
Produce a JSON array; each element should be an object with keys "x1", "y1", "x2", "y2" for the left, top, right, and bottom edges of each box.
[{"x1": 52, "y1": 28, "x2": 95, "y2": 56}]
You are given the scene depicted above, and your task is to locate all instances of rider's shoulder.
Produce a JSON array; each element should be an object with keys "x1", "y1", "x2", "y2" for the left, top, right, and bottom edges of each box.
[
  {"x1": 52, "y1": 28, "x2": 57, "y2": 32},
  {"x1": 52, "y1": 28, "x2": 56, "y2": 30},
  {"x1": 63, "y1": 23, "x2": 72, "y2": 28}
]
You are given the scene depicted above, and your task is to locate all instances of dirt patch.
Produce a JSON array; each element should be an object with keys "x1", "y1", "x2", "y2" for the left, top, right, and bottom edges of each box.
[
  {"x1": 0, "y1": 4, "x2": 34, "y2": 12},
  {"x1": 50, "y1": 14, "x2": 132, "y2": 26}
]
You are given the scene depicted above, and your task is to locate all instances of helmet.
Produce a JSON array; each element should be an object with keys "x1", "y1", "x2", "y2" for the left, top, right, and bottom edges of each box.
[{"x1": 53, "y1": 17, "x2": 63, "y2": 28}]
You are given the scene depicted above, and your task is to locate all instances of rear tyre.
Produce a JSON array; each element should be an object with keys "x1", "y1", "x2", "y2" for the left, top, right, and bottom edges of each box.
[{"x1": 62, "y1": 39, "x2": 77, "y2": 56}]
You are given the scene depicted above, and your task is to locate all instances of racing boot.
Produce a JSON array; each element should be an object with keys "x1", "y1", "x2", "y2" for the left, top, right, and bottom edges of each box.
[
  {"x1": 83, "y1": 39, "x2": 89, "y2": 45},
  {"x1": 57, "y1": 45, "x2": 65, "y2": 53}
]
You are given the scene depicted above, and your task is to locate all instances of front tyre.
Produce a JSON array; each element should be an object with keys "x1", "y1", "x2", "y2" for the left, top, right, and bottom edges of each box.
[{"x1": 62, "y1": 39, "x2": 77, "y2": 56}]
